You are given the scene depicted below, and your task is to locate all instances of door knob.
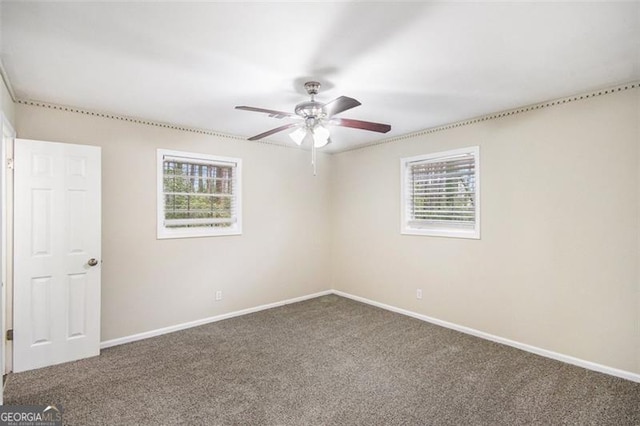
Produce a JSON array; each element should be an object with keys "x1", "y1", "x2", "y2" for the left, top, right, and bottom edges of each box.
[{"x1": 87, "y1": 258, "x2": 99, "y2": 267}]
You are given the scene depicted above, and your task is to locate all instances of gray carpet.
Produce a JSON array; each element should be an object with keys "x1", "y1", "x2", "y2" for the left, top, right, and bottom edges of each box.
[{"x1": 4, "y1": 295, "x2": 640, "y2": 425}]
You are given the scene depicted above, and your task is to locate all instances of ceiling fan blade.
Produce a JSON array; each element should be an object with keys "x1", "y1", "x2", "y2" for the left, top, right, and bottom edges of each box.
[
  {"x1": 330, "y1": 118, "x2": 391, "y2": 133},
  {"x1": 235, "y1": 106, "x2": 299, "y2": 119},
  {"x1": 247, "y1": 123, "x2": 299, "y2": 141},
  {"x1": 323, "y1": 96, "x2": 361, "y2": 117}
]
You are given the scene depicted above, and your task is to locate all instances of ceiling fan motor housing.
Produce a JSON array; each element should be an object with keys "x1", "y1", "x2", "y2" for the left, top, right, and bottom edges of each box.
[
  {"x1": 295, "y1": 101, "x2": 326, "y2": 120},
  {"x1": 296, "y1": 81, "x2": 326, "y2": 123}
]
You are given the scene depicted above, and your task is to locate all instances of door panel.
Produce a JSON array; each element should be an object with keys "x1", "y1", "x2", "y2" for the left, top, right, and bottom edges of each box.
[
  {"x1": 30, "y1": 277, "x2": 52, "y2": 344},
  {"x1": 14, "y1": 139, "x2": 101, "y2": 372},
  {"x1": 31, "y1": 189, "x2": 53, "y2": 255},
  {"x1": 67, "y1": 273, "x2": 87, "y2": 338}
]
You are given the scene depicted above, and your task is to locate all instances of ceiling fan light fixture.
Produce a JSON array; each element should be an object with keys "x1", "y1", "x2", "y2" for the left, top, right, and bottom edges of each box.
[
  {"x1": 236, "y1": 81, "x2": 391, "y2": 174},
  {"x1": 313, "y1": 126, "x2": 330, "y2": 148},
  {"x1": 289, "y1": 127, "x2": 306, "y2": 145}
]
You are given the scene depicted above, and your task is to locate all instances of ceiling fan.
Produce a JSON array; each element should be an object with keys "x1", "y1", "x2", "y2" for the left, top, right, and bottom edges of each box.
[{"x1": 235, "y1": 81, "x2": 391, "y2": 174}]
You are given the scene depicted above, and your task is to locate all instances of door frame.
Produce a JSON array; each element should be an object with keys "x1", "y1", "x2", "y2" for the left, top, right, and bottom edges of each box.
[{"x1": 0, "y1": 112, "x2": 15, "y2": 402}]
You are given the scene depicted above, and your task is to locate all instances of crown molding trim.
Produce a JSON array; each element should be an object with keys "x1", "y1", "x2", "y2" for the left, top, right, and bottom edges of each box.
[
  {"x1": 339, "y1": 81, "x2": 640, "y2": 153},
  {"x1": 16, "y1": 80, "x2": 639, "y2": 154},
  {"x1": 0, "y1": 59, "x2": 16, "y2": 102},
  {"x1": 15, "y1": 99, "x2": 298, "y2": 150}
]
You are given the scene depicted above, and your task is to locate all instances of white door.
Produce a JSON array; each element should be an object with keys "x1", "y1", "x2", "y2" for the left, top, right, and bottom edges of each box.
[{"x1": 14, "y1": 139, "x2": 101, "y2": 372}]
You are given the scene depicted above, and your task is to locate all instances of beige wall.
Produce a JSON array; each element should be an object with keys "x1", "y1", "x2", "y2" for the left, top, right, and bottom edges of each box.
[
  {"x1": 330, "y1": 88, "x2": 640, "y2": 374},
  {"x1": 13, "y1": 87, "x2": 640, "y2": 375},
  {"x1": 15, "y1": 104, "x2": 332, "y2": 341}
]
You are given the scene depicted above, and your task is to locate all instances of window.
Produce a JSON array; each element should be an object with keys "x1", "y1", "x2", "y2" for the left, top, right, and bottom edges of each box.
[
  {"x1": 401, "y1": 146, "x2": 479, "y2": 239},
  {"x1": 157, "y1": 149, "x2": 242, "y2": 239}
]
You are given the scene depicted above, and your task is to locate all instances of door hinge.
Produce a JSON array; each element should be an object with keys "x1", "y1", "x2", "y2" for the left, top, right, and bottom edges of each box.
[
  {"x1": 6, "y1": 329, "x2": 13, "y2": 341},
  {"x1": 6, "y1": 158, "x2": 13, "y2": 170}
]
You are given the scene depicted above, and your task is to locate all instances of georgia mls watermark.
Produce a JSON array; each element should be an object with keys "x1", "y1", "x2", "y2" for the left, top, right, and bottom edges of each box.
[{"x1": 0, "y1": 405, "x2": 63, "y2": 426}]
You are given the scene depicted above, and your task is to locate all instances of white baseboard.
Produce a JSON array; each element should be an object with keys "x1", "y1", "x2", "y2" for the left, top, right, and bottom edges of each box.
[
  {"x1": 100, "y1": 288, "x2": 640, "y2": 384},
  {"x1": 333, "y1": 290, "x2": 640, "y2": 384},
  {"x1": 100, "y1": 290, "x2": 332, "y2": 349}
]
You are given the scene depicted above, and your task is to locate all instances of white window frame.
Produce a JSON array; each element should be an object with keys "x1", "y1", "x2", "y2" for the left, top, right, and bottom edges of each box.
[
  {"x1": 400, "y1": 146, "x2": 480, "y2": 239},
  {"x1": 157, "y1": 149, "x2": 242, "y2": 239}
]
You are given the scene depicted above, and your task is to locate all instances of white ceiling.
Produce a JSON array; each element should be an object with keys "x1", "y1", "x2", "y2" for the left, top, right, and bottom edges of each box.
[{"x1": 1, "y1": 1, "x2": 639, "y2": 152}]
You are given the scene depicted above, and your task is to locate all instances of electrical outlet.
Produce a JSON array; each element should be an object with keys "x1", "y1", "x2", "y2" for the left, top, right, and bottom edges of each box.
[
  {"x1": 215, "y1": 290, "x2": 223, "y2": 301},
  {"x1": 416, "y1": 289, "x2": 423, "y2": 300}
]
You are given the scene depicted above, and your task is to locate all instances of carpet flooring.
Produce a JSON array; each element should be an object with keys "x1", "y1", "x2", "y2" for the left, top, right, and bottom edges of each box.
[{"x1": 4, "y1": 295, "x2": 640, "y2": 425}]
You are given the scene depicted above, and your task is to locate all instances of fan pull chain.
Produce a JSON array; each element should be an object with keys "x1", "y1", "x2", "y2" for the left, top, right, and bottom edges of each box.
[{"x1": 311, "y1": 139, "x2": 317, "y2": 176}]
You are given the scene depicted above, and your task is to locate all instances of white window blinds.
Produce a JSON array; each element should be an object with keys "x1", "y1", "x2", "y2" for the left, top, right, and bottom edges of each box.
[
  {"x1": 157, "y1": 150, "x2": 242, "y2": 238},
  {"x1": 401, "y1": 147, "x2": 479, "y2": 238}
]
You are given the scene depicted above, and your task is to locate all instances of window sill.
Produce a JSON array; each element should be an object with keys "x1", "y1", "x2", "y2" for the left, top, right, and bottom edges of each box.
[
  {"x1": 401, "y1": 227, "x2": 480, "y2": 240},
  {"x1": 157, "y1": 226, "x2": 242, "y2": 240}
]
